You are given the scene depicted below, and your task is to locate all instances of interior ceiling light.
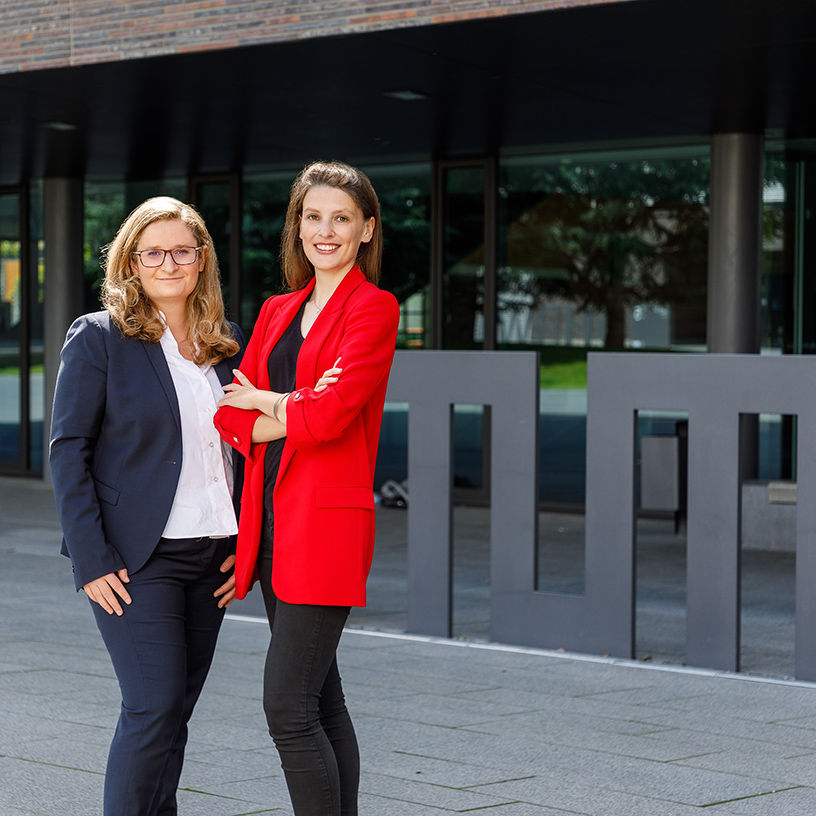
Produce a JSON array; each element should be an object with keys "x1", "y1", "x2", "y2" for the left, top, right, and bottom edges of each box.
[
  {"x1": 384, "y1": 89, "x2": 429, "y2": 101},
  {"x1": 43, "y1": 121, "x2": 78, "y2": 131}
]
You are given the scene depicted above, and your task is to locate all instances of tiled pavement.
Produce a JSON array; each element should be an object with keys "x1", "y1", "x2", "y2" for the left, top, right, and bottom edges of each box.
[{"x1": 3, "y1": 476, "x2": 816, "y2": 815}]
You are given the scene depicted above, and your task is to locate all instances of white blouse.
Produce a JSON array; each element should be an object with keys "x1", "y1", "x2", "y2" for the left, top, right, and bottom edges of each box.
[{"x1": 158, "y1": 325, "x2": 238, "y2": 539}]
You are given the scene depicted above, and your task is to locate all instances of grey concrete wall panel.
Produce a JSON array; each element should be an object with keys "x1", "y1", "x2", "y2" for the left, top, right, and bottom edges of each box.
[
  {"x1": 405, "y1": 395, "x2": 454, "y2": 636},
  {"x1": 795, "y1": 413, "x2": 816, "y2": 680},
  {"x1": 387, "y1": 350, "x2": 816, "y2": 680},
  {"x1": 388, "y1": 350, "x2": 621, "y2": 654},
  {"x1": 589, "y1": 352, "x2": 816, "y2": 679},
  {"x1": 386, "y1": 351, "x2": 540, "y2": 639}
]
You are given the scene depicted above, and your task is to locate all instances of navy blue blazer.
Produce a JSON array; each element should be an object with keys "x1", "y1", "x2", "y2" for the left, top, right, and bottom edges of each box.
[{"x1": 49, "y1": 311, "x2": 245, "y2": 590}]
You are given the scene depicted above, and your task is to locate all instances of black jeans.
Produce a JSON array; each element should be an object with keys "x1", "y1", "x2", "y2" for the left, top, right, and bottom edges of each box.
[{"x1": 258, "y1": 511, "x2": 359, "y2": 816}]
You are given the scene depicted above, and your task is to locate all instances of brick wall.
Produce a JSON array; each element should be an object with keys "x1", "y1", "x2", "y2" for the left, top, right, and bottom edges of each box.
[{"x1": 0, "y1": 0, "x2": 630, "y2": 73}]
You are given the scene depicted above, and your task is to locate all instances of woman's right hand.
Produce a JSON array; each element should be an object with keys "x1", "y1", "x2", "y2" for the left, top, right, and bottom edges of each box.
[{"x1": 83, "y1": 569, "x2": 132, "y2": 616}]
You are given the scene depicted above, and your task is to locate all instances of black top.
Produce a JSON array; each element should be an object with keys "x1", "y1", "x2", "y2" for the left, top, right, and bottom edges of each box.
[{"x1": 263, "y1": 299, "x2": 306, "y2": 514}]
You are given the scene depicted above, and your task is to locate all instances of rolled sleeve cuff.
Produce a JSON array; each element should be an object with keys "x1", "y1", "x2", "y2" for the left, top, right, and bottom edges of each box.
[
  {"x1": 214, "y1": 405, "x2": 262, "y2": 460},
  {"x1": 284, "y1": 388, "x2": 320, "y2": 447}
]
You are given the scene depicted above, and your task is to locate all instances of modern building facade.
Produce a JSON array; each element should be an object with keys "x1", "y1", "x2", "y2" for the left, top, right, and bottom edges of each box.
[{"x1": 2, "y1": 0, "x2": 815, "y2": 506}]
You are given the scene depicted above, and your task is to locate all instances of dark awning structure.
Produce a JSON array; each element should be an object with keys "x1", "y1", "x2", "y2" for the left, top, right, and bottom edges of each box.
[{"x1": 1, "y1": 0, "x2": 816, "y2": 182}]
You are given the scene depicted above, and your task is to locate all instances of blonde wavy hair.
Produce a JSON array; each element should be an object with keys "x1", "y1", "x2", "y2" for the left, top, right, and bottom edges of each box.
[
  {"x1": 280, "y1": 160, "x2": 383, "y2": 291},
  {"x1": 100, "y1": 197, "x2": 239, "y2": 365}
]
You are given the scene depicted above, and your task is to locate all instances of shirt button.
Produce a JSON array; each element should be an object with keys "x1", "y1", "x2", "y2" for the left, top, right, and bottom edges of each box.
[{"x1": 209, "y1": 442, "x2": 215, "y2": 447}]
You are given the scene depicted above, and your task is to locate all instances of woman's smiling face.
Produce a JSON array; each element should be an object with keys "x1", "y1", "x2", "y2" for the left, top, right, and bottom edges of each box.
[
  {"x1": 299, "y1": 185, "x2": 374, "y2": 278},
  {"x1": 130, "y1": 219, "x2": 203, "y2": 310}
]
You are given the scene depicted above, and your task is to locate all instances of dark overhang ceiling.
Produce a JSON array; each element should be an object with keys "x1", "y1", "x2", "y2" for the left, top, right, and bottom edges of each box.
[{"x1": 1, "y1": 0, "x2": 816, "y2": 183}]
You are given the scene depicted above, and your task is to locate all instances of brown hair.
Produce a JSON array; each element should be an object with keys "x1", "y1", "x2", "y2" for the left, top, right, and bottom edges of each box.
[
  {"x1": 100, "y1": 196, "x2": 239, "y2": 365},
  {"x1": 280, "y1": 160, "x2": 383, "y2": 290}
]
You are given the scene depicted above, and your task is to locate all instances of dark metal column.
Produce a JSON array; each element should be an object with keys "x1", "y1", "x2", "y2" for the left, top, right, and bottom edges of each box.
[
  {"x1": 707, "y1": 132, "x2": 764, "y2": 354},
  {"x1": 42, "y1": 177, "x2": 84, "y2": 483}
]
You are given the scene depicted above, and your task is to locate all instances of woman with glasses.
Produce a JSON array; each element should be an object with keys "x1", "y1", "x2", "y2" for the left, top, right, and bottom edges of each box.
[
  {"x1": 50, "y1": 197, "x2": 245, "y2": 816},
  {"x1": 215, "y1": 161, "x2": 399, "y2": 815}
]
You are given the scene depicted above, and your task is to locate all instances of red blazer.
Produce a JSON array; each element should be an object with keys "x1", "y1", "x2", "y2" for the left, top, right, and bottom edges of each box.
[{"x1": 214, "y1": 266, "x2": 399, "y2": 606}]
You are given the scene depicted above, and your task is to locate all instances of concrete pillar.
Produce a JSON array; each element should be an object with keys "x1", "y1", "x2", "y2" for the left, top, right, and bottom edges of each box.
[
  {"x1": 42, "y1": 177, "x2": 84, "y2": 483},
  {"x1": 706, "y1": 133, "x2": 764, "y2": 354},
  {"x1": 707, "y1": 134, "x2": 764, "y2": 480}
]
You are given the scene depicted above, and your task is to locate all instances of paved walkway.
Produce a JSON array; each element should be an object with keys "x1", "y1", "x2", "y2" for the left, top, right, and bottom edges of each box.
[{"x1": 3, "y1": 476, "x2": 816, "y2": 815}]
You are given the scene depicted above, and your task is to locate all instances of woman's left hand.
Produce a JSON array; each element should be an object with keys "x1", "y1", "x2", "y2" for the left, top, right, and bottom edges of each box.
[
  {"x1": 218, "y1": 370, "x2": 259, "y2": 411},
  {"x1": 315, "y1": 357, "x2": 343, "y2": 392},
  {"x1": 214, "y1": 553, "x2": 236, "y2": 608}
]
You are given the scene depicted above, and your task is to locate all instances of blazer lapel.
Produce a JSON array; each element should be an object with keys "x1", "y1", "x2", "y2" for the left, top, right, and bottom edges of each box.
[
  {"x1": 295, "y1": 267, "x2": 366, "y2": 389},
  {"x1": 214, "y1": 356, "x2": 235, "y2": 387},
  {"x1": 256, "y1": 281, "x2": 315, "y2": 389},
  {"x1": 141, "y1": 340, "x2": 182, "y2": 434}
]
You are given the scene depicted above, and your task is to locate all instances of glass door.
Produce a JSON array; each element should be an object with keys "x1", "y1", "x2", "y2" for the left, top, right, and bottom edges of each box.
[{"x1": 0, "y1": 189, "x2": 29, "y2": 472}]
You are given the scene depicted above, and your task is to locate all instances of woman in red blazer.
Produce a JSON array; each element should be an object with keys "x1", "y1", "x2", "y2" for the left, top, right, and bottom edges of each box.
[{"x1": 214, "y1": 161, "x2": 399, "y2": 816}]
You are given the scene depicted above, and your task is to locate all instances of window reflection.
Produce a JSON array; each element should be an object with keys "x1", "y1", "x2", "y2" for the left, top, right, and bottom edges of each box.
[
  {"x1": 759, "y1": 155, "x2": 793, "y2": 481},
  {"x1": 499, "y1": 152, "x2": 711, "y2": 505},
  {"x1": 442, "y1": 166, "x2": 485, "y2": 349},
  {"x1": 761, "y1": 155, "x2": 789, "y2": 354},
  {"x1": 195, "y1": 181, "x2": 233, "y2": 317},
  {"x1": 241, "y1": 172, "x2": 291, "y2": 327},
  {"x1": 362, "y1": 164, "x2": 431, "y2": 349},
  {"x1": 499, "y1": 154, "x2": 711, "y2": 355},
  {"x1": 0, "y1": 193, "x2": 21, "y2": 464},
  {"x1": 29, "y1": 182, "x2": 44, "y2": 471}
]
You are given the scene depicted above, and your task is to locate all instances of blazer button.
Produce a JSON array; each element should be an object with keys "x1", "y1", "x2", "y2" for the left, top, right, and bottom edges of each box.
[{"x1": 233, "y1": 436, "x2": 240, "y2": 443}]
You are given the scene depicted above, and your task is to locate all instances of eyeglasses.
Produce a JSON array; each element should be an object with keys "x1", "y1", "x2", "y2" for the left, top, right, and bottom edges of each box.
[{"x1": 133, "y1": 246, "x2": 202, "y2": 268}]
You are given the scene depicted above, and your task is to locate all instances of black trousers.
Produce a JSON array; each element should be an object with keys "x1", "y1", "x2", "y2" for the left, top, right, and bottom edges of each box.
[
  {"x1": 258, "y1": 511, "x2": 359, "y2": 816},
  {"x1": 91, "y1": 535, "x2": 232, "y2": 816}
]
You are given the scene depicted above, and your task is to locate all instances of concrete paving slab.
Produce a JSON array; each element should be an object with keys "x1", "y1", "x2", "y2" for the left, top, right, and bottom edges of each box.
[{"x1": 6, "y1": 476, "x2": 816, "y2": 816}]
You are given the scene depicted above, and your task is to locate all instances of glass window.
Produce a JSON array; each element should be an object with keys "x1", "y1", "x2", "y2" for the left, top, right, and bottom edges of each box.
[
  {"x1": 0, "y1": 193, "x2": 22, "y2": 465},
  {"x1": 83, "y1": 180, "x2": 186, "y2": 313},
  {"x1": 364, "y1": 164, "x2": 431, "y2": 349},
  {"x1": 29, "y1": 181, "x2": 44, "y2": 472},
  {"x1": 442, "y1": 166, "x2": 485, "y2": 349},
  {"x1": 241, "y1": 171, "x2": 292, "y2": 328},
  {"x1": 499, "y1": 152, "x2": 710, "y2": 354},
  {"x1": 194, "y1": 180, "x2": 234, "y2": 317},
  {"x1": 499, "y1": 150, "x2": 711, "y2": 504},
  {"x1": 760, "y1": 154, "x2": 790, "y2": 354},
  {"x1": 758, "y1": 154, "x2": 793, "y2": 480}
]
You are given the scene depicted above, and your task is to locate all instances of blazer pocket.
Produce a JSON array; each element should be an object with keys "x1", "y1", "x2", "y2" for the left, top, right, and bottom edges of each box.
[
  {"x1": 315, "y1": 486, "x2": 374, "y2": 510},
  {"x1": 93, "y1": 478, "x2": 120, "y2": 506}
]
